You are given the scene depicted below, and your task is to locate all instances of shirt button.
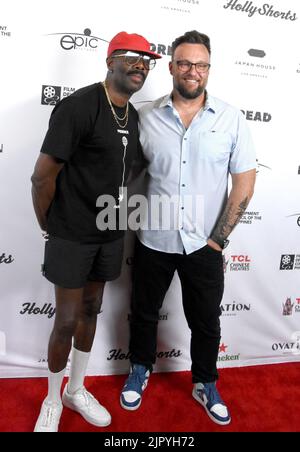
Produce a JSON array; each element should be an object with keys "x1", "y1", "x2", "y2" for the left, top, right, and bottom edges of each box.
[
  {"x1": 181, "y1": 207, "x2": 184, "y2": 210},
  {"x1": 183, "y1": 161, "x2": 186, "y2": 164},
  {"x1": 182, "y1": 184, "x2": 186, "y2": 187},
  {"x1": 184, "y1": 138, "x2": 187, "y2": 141}
]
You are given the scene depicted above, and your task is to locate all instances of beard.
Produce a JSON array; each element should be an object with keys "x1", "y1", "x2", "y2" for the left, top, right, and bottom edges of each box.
[{"x1": 175, "y1": 80, "x2": 205, "y2": 100}]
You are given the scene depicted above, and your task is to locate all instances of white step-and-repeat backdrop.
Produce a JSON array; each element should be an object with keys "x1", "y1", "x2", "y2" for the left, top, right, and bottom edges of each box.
[{"x1": 1, "y1": 0, "x2": 300, "y2": 378}]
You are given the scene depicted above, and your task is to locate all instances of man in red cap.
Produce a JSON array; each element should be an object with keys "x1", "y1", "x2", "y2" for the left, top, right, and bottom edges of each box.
[{"x1": 32, "y1": 31, "x2": 161, "y2": 433}]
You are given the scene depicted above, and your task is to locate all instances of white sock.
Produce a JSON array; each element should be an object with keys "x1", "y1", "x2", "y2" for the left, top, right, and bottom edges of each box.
[
  {"x1": 67, "y1": 347, "x2": 91, "y2": 394},
  {"x1": 46, "y1": 368, "x2": 65, "y2": 404}
]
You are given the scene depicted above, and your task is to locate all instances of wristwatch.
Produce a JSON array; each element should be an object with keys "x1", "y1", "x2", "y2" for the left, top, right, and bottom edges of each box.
[{"x1": 210, "y1": 237, "x2": 230, "y2": 249}]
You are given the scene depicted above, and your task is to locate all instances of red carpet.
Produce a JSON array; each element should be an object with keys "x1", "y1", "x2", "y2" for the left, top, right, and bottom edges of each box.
[{"x1": 1, "y1": 362, "x2": 300, "y2": 432}]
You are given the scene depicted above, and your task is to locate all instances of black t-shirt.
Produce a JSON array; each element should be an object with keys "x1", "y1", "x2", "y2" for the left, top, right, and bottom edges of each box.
[{"x1": 40, "y1": 82, "x2": 140, "y2": 243}]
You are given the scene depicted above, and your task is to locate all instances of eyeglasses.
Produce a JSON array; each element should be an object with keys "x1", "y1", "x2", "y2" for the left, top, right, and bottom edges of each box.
[
  {"x1": 111, "y1": 51, "x2": 156, "y2": 70},
  {"x1": 175, "y1": 60, "x2": 211, "y2": 73}
]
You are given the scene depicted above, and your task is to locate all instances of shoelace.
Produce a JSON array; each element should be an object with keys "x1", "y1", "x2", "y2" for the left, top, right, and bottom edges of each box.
[
  {"x1": 125, "y1": 367, "x2": 147, "y2": 392},
  {"x1": 41, "y1": 403, "x2": 60, "y2": 428},
  {"x1": 77, "y1": 387, "x2": 98, "y2": 411},
  {"x1": 202, "y1": 383, "x2": 223, "y2": 406}
]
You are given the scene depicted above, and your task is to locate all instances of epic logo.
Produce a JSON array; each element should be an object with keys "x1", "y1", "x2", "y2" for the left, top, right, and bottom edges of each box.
[{"x1": 60, "y1": 29, "x2": 99, "y2": 51}]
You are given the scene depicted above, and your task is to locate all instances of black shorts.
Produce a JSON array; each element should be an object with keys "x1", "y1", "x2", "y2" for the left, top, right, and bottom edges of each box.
[{"x1": 43, "y1": 235, "x2": 124, "y2": 289}]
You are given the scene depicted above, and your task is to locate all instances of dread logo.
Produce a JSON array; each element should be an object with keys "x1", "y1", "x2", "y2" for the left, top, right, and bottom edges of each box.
[{"x1": 0, "y1": 331, "x2": 6, "y2": 356}]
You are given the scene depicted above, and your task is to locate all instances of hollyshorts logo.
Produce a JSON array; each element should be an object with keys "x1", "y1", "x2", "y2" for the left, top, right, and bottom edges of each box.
[
  {"x1": 221, "y1": 300, "x2": 251, "y2": 317},
  {"x1": 20, "y1": 302, "x2": 56, "y2": 319},
  {"x1": 241, "y1": 109, "x2": 272, "y2": 123},
  {"x1": 286, "y1": 213, "x2": 300, "y2": 228},
  {"x1": 106, "y1": 348, "x2": 182, "y2": 361},
  {"x1": 0, "y1": 253, "x2": 14, "y2": 265},
  {"x1": 160, "y1": 0, "x2": 200, "y2": 15},
  {"x1": 223, "y1": 255, "x2": 252, "y2": 272},
  {"x1": 0, "y1": 331, "x2": 6, "y2": 356},
  {"x1": 46, "y1": 28, "x2": 108, "y2": 52},
  {"x1": 240, "y1": 210, "x2": 262, "y2": 225},
  {"x1": 235, "y1": 48, "x2": 276, "y2": 79},
  {"x1": 0, "y1": 25, "x2": 11, "y2": 37},
  {"x1": 223, "y1": 1, "x2": 297, "y2": 21},
  {"x1": 280, "y1": 254, "x2": 300, "y2": 270},
  {"x1": 282, "y1": 297, "x2": 300, "y2": 316},
  {"x1": 272, "y1": 333, "x2": 300, "y2": 355},
  {"x1": 41, "y1": 85, "x2": 76, "y2": 106},
  {"x1": 218, "y1": 342, "x2": 240, "y2": 363}
]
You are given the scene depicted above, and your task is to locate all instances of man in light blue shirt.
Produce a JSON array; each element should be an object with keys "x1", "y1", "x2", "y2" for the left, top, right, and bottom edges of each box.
[{"x1": 121, "y1": 31, "x2": 256, "y2": 425}]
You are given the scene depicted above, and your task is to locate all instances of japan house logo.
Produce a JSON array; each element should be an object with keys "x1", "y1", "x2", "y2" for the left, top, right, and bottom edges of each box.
[
  {"x1": 160, "y1": 0, "x2": 200, "y2": 15},
  {"x1": 235, "y1": 47, "x2": 276, "y2": 79},
  {"x1": 46, "y1": 28, "x2": 108, "y2": 52}
]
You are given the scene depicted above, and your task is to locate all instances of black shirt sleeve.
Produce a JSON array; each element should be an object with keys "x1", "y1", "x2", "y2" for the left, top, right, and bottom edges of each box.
[{"x1": 40, "y1": 96, "x2": 88, "y2": 161}]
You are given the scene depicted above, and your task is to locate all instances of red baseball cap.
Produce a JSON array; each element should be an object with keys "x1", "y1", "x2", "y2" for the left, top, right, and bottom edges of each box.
[{"x1": 107, "y1": 31, "x2": 162, "y2": 59}]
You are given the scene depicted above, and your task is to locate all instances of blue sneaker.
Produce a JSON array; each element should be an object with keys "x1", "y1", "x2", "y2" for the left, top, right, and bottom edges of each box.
[
  {"x1": 120, "y1": 364, "x2": 150, "y2": 410},
  {"x1": 192, "y1": 382, "x2": 231, "y2": 425}
]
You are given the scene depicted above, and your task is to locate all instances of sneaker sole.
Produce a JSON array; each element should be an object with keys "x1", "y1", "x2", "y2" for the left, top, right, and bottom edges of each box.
[
  {"x1": 62, "y1": 397, "x2": 111, "y2": 427},
  {"x1": 192, "y1": 389, "x2": 231, "y2": 426},
  {"x1": 120, "y1": 396, "x2": 142, "y2": 411}
]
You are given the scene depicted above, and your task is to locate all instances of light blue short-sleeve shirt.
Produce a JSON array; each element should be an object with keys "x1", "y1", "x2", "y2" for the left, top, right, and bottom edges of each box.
[{"x1": 137, "y1": 92, "x2": 256, "y2": 254}]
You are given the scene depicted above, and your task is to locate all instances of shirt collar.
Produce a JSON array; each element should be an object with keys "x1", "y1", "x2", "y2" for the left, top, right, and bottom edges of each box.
[{"x1": 158, "y1": 90, "x2": 217, "y2": 113}]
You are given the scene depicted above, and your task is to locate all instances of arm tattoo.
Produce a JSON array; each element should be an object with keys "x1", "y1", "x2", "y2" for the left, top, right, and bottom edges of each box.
[{"x1": 210, "y1": 197, "x2": 249, "y2": 244}]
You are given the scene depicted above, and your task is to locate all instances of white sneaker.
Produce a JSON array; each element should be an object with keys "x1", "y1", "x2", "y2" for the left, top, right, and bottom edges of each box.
[
  {"x1": 62, "y1": 385, "x2": 111, "y2": 427},
  {"x1": 34, "y1": 399, "x2": 63, "y2": 432}
]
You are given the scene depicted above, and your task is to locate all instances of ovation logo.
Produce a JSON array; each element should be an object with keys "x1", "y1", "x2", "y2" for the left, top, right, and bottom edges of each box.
[
  {"x1": 223, "y1": 1, "x2": 297, "y2": 21},
  {"x1": 47, "y1": 28, "x2": 108, "y2": 51},
  {"x1": 221, "y1": 301, "x2": 251, "y2": 316}
]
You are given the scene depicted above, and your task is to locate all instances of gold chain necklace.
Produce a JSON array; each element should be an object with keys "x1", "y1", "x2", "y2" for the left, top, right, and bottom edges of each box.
[{"x1": 102, "y1": 81, "x2": 129, "y2": 129}]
